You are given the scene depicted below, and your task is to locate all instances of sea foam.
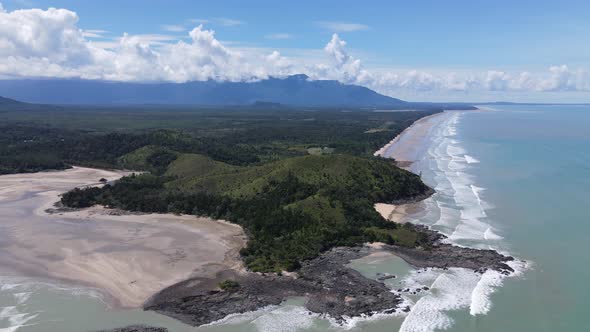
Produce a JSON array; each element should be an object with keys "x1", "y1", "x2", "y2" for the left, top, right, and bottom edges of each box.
[
  {"x1": 395, "y1": 111, "x2": 528, "y2": 332},
  {"x1": 464, "y1": 155, "x2": 480, "y2": 164},
  {"x1": 399, "y1": 268, "x2": 480, "y2": 332}
]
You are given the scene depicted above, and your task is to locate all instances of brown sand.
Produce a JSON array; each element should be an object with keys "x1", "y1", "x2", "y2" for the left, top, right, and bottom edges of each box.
[
  {"x1": 374, "y1": 202, "x2": 426, "y2": 224},
  {"x1": 0, "y1": 167, "x2": 247, "y2": 308},
  {"x1": 374, "y1": 111, "x2": 449, "y2": 170},
  {"x1": 373, "y1": 111, "x2": 453, "y2": 220}
]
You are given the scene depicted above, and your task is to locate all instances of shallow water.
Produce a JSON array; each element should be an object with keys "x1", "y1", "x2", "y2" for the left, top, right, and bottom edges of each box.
[{"x1": 2, "y1": 105, "x2": 589, "y2": 331}]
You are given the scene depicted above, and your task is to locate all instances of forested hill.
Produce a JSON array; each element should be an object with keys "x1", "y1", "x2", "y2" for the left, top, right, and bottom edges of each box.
[
  {"x1": 0, "y1": 105, "x2": 439, "y2": 272},
  {"x1": 62, "y1": 152, "x2": 432, "y2": 272}
]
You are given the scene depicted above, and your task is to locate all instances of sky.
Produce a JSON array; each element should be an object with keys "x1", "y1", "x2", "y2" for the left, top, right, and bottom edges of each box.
[{"x1": 1, "y1": 0, "x2": 590, "y2": 102}]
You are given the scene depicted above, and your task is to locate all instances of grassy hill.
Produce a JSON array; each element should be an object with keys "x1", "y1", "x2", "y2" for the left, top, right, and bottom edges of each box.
[{"x1": 63, "y1": 149, "x2": 432, "y2": 272}]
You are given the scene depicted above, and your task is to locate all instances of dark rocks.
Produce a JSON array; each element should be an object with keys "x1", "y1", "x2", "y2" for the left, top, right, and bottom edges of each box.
[
  {"x1": 146, "y1": 247, "x2": 401, "y2": 327},
  {"x1": 145, "y1": 224, "x2": 515, "y2": 328},
  {"x1": 299, "y1": 248, "x2": 401, "y2": 321},
  {"x1": 384, "y1": 225, "x2": 514, "y2": 274},
  {"x1": 95, "y1": 326, "x2": 168, "y2": 332}
]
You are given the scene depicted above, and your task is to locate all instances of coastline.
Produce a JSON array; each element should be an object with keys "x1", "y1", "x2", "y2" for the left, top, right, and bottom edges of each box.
[
  {"x1": 373, "y1": 110, "x2": 450, "y2": 223},
  {"x1": 0, "y1": 167, "x2": 247, "y2": 309},
  {"x1": 143, "y1": 109, "x2": 514, "y2": 328},
  {"x1": 373, "y1": 111, "x2": 447, "y2": 165},
  {"x1": 1, "y1": 110, "x2": 518, "y2": 330}
]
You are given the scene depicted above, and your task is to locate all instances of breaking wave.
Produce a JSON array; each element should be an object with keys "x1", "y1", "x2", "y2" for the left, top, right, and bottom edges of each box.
[{"x1": 395, "y1": 111, "x2": 528, "y2": 332}]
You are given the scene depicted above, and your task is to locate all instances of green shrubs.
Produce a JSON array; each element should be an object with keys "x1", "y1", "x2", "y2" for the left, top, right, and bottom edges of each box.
[{"x1": 218, "y1": 280, "x2": 240, "y2": 291}]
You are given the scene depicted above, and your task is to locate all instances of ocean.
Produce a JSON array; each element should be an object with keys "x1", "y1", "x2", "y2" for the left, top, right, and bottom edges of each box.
[{"x1": 1, "y1": 105, "x2": 589, "y2": 331}]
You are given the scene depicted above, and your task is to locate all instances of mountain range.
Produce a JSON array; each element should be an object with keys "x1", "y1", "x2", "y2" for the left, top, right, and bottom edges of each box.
[
  {"x1": 0, "y1": 96, "x2": 22, "y2": 106},
  {"x1": 0, "y1": 75, "x2": 404, "y2": 107}
]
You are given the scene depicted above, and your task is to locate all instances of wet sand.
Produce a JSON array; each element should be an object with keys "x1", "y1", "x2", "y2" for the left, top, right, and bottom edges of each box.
[
  {"x1": 374, "y1": 111, "x2": 451, "y2": 220},
  {"x1": 0, "y1": 167, "x2": 247, "y2": 308},
  {"x1": 374, "y1": 111, "x2": 449, "y2": 170},
  {"x1": 374, "y1": 203, "x2": 424, "y2": 224}
]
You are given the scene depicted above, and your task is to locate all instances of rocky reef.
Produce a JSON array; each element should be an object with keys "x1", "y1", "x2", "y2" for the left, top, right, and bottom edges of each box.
[
  {"x1": 145, "y1": 247, "x2": 402, "y2": 326},
  {"x1": 96, "y1": 325, "x2": 168, "y2": 332},
  {"x1": 144, "y1": 230, "x2": 513, "y2": 327}
]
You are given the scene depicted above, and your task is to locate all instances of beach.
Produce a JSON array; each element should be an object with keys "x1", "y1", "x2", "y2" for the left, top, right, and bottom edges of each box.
[
  {"x1": 1, "y1": 107, "x2": 559, "y2": 332},
  {"x1": 0, "y1": 167, "x2": 247, "y2": 309},
  {"x1": 138, "y1": 110, "x2": 513, "y2": 331},
  {"x1": 374, "y1": 111, "x2": 447, "y2": 168},
  {"x1": 374, "y1": 111, "x2": 450, "y2": 224}
]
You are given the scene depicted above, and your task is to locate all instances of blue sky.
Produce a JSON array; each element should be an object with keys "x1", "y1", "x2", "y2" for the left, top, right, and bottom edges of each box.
[{"x1": 2, "y1": 0, "x2": 590, "y2": 101}]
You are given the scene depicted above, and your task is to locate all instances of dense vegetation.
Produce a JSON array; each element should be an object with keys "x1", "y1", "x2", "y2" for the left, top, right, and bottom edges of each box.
[
  {"x1": 0, "y1": 106, "x2": 438, "y2": 174},
  {"x1": 1, "y1": 104, "x2": 437, "y2": 272},
  {"x1": 61, "y1": 153, "x2": 431, "y2": 272}
]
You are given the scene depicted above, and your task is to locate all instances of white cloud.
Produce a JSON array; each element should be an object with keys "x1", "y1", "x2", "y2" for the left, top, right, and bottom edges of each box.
[
  {"x1": 188, "y1": 17, "x2": 243, "y2": 27},
  {"x1": 264, "y1": 50, "x2": 293, "y2": 75},
  {"x1": 537, "y1": 65, "x2": 588, "y2": 91},
  {"x1": 189, "y1": 18, "x2": 209, "y2": 25},
  {"x1": 0, "y1": 6, "x2": 99, "y2": 65},
  {"x1": 265, "y1": 33, "x2": 294, "y2": 40},
  {"x1": 82, "y1": 29, "x2": 107, "y2": 38},
  {"x1": 161, "y1": 24, "x2": 185, "y2": 32},
  {"x1": 317, "y1": 21, "x2": 370, "y2": 32},
  {"x1": 322, "y1": 33, "x2": 367, "y2": 83},
  {"x1": 123, "y1": 34, "x2": 181, "y2": 45},
  {"x1": 0, "y1": 4, "x2": 589, "y2": 101},
  {"x1": 485, "y1": 70, "x2": 510, "y2": 91},
  {"x1": 216, "y1": 18, "x2": 243, "y2": 27}
]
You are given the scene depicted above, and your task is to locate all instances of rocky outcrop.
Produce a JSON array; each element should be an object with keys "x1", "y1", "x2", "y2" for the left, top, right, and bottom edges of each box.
[
  {"x1": 96, "y1": 325, "x2": 168, "y2": 332},
  {"x1": 387, "y1": 225, "x2": 514, "y2": 274},
  {"x1": 145, "y1": 247, "x2": 401, "y2": 326},
  {"x1": 144, "y1": 225, "x2": 514, "y2": 327}
]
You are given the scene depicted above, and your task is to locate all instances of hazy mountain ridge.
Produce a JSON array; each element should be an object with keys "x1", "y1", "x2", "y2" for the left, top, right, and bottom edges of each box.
[
  {"x1": 0, "y1": 96, "x2": 22, "y2": 105},
  {"x1": 0, "y1": 75, "x2": 408, "y2": 107}
]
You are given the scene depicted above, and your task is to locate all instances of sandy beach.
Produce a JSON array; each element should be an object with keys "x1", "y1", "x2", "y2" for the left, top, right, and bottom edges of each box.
[
  {"x1": 374, "y1": 111, "x2": 449, "y2": 170},
  {"x1": 374, "y1": 111, "x2": 452, "y2": 221},
  {"x1": 374, "y1": 202, "x2": 424, "y2": 224},
  {"x1": 0, "y1": 167, "x2": 247, "y2": 308}
]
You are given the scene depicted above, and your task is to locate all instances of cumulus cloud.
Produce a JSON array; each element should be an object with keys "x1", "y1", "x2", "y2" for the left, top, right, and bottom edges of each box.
[
  {"x1": 485, "y1": 71, "x2": 511, "y2": 91},
  {"x1": 322, "y1": 33, "x2": 369, "y2": 83},
  {"x1": 82, "y1": 29, "x2": 107, "y2": 38},
  {"x1": 536, "y1": 65, "x2": 590, "y2": 91},
  {"x1": 0, "y1": 6, "x2": 97, "y2": 65},
  {"x1": 0, "y1": 3, "x2": 589, "y2": 100}
]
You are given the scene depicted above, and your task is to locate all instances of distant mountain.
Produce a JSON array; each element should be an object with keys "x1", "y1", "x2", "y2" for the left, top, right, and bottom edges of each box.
[
  {"x1": 0, "y1": 96, "x2": 22, "y2": 106},
  {"x1": 0, "y1": 75, "x2": 407, "y2": 107}
]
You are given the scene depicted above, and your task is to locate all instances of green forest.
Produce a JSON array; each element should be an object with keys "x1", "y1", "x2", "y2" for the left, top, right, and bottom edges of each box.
[{"x1": 1, "y1": 105, "x2": 437, "y2": 272}]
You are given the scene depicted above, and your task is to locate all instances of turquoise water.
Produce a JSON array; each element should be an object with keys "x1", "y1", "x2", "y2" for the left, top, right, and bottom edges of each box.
[
  {"x1": 446, "y1": 105, "x2": 590, "y2": 331},
  {"x1": 2, "y1": 105, "x2": 589, "y2": 331}
]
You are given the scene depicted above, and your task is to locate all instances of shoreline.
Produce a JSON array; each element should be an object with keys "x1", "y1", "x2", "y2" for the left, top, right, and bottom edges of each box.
[
  {"x1": 0, "y1": 167, "x2": 247, "y2": 309},
  {"x1": 140, "y1": 109, "x2": 514, "y2": 328},
  {"x1": 2, "y1": 109, "x2": 517, "y2": 329},
  {"x1": 373, "y1": 111, "x2": 448, "y2": 162}
]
